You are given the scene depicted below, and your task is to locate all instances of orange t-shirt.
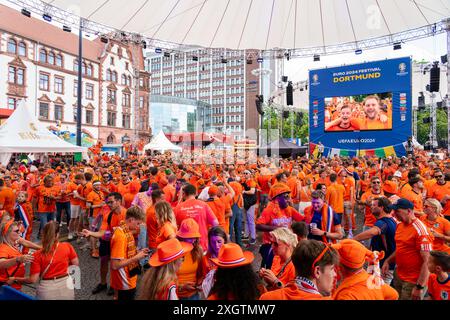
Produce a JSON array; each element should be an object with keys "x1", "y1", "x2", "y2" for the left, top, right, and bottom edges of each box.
[
  {"x1": 155, "y1": 221, "x2": 177, "y2": 246},
  {"x1": 67, "y1": 182, "x2": 81, "y2": 206},
  {"x1": 163, "y1": 184, "x2": 177, "y2": 207},
  {"x1": 257, "y1": 175, "x2": 272, "y2": 195},
  {"x1": 78, "y1": 183, "x2": 93, "y2": 210},
  {"x1": 326, "y1": 183, "x2": 345, "y2": 214},
  {"x1": 270, "y1": 255, "x2": 296, "y2": 286},
  {"x1": 360, "y1": 190, "x2": 384, "y2": 227},
  {"x1": 420, "y1": 216, "x2": 450, "y2": 254},
  {"x1": 395, "y1": 219, "x2": 433, "y2": 283},
  {"x1": 340, "y1": 177, "x2": 355, "y2": 201},
  {"x1": 146, "y1": 206, "x2": 158, "y2": 249},
  {"x1": 260, "y1": 281, "x2": 328, "y2": 300},
  {"x1": 35, "y1": 185, "x2": 58, "y2": 213},
  {"x1": 402, "y1": 189, "x2": 423, "y2": 215},
  {"x1": 30, "y1": 242, "x2": 77, "y2": 279},
  {"x1": 0, "y1": 244, "x2": 26, "y2": 290},
  {"x1": 100, "y1": 207, "x2": 127, "y2": 234},
  {"x1": 86, "y1": 190, "x2": 105, "y2": 218},
  {"x1": 206, "y1": 198, "x2": 226, "y2": 231},
  {"x1": 110, "y1": 227, "x2": 137, "y2": 290},
  {"x1": 286, "y1": 177, "x2": 300, "y2": 204},
  {"x1": 117, "y1": 182, "x2": 140, "y2": 209},
  {"x1": 176, "y1": 252, "x2": 199, "y2": 298},
  {"x1": 229, "y1": 182, "x2": 243, "y2": 208},
  {"x1": 54, "y1": 181, "x2": 70, "y2": 203},
  {"x1": 429, "y1": 182, "x2": 450, "y2": 216},
  {"x1": 427, "y1": 273, "x2": 450, "y2": 300},
  {"x1": 0, "y1": 187, "x2": 15, "y2": 215},
  {"x1": 219, "y1": 194, "x2": 232, "y2": 234}
]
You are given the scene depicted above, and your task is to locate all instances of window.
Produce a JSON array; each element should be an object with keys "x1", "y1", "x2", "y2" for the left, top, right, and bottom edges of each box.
[
  {"x1": 82, "y1": 63, "x2": 87, "y2": 75},
  {"x1": 39, "y1": 49, "x2": 47, "y2": 63},
  {"x1": 74, "y1": 81, "x2": 82, "y2": 97},
  {"x1": 73, "y1": 107, "x2": 77, "y2": 122},
  {"x1": 39, "y1": 102, "x2": 49, "y2": 119},
  {"x1": 139, "y1": 97, "x2": 144, "y2": 109},
  {"x1": 7, "y1": 39, "x2": 16, "y2": 54},
  {"x1": 54, "y1": 105, "x2": 63, "y2": 121},
  {"x1": 74, "y1": 59, "x2": 79, "y2": 72},
  {"x1": 106, "y1": 70, "x2": 112, "y2": 81},
  {"x1": 125, "y1": 62, "x2": 129, "y2": 70},
  {"x1": 87, "y1": 65, "x2": 93, "y2": 77},
  {"x1": 122, "y1": 93, "x2": 130, "y2": 107},
  {"x1": 121, "y1": 74, "x2": 127, "y2": 85},
  {"x1": 86, "y1": 84, "x2": 94, "y2": 100},
  {"x1": 39, "y1": 73, "x2": 49, "y2": 91},
  {"x1": 122, "y1": 114, "x2": 131, "y2": 129},
  {"x1": 56, "y1": 54, "x2": 63, "y2": 67},
  {"x1": 55, "y1": 77, "x2": 64, "y2": 94},
  {"x1": 86, "y1": 110, "x2": 93, "y2": 124},
  {"x1": 48, "y1": 52, "x2": 55, "y2": 65},
  {"x1": 7, "y1": 98, "x2": 18, "y2": 110},
  {"x1": 8, "y1": 66, "x2": 15, "y2": 83},
  {"x1": 139, "y1": 78, "x2": 144, "y2": 87},
  {"x1": 128, "y1": 76, "x2": 132, "y2": 86},
  {"x1": 112, "y1": 71, "x2": 117, "y2": 83},
  {"x1": 107, "y1": 89, "x2": 116, "y2": 104},
  {"x1": 110, "y1": 57, "x2": 114, "y2": 65},
  {"x1": 18, "y1": 42, "x2": 26, "y2": 57},
  {"x1": 107, "y1": 111, "x2": 116, "y2": 126}
]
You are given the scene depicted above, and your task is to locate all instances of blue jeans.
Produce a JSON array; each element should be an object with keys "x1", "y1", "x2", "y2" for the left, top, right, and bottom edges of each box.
[
  {"x1": 244, "y1": 205, "x2": 256, "y2": 241},
  {"x1": 56, "y1": 202, "x2": 71, "y2": 225},
  {"x1": 38, "y1": 212, "x2": 55, "y2": 235},
  {"x1": 137, "y1": 224, "x2": 148, "y2": 267},
  {"x1": 229, "y1": 204, "x2": 243, "y2": 247},
  {"x1": 179, "y1": 292, "x2": 200, "y2": 300}
]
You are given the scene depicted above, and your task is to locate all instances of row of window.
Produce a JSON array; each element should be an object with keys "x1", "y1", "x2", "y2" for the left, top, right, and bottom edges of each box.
[
  {"x1": 38, "y1": 102, "x2": 94, "y2": 124},
  {"x1": 212, "y1": 115, "x2": 242, "y2": 123},
  {"x1": 107, "y1": 111, "x2": 131, "y2": 129},
  {"x1": 7, "y1": 39, "x2": 27, "y2": 57}
]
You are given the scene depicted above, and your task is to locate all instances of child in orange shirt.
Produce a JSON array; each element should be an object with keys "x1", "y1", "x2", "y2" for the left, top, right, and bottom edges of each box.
[
  {"x1": 14, "y1": 191, "x2": 33, "y2": 249},
  {"x1": 426, "y1": 251, "x2": 450, "y2": 300}
]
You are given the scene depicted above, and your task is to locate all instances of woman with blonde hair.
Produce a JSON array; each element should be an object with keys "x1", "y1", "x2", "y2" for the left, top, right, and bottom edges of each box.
[
  {"x1": 259, "y1": 227, "x2": 298, "y2": 290},
  {"x1": 28, "y1": 221, "x2": 79, "y2": 300},
  {"x1": 138, "y1": 238, "x2": 192, "y2": 300},
  {"x1": 421, "y1": 198, "x2": 450, "y2": 254},
  {"x1": 155, "y1": 201, "x2": 177, "y2": 246}
]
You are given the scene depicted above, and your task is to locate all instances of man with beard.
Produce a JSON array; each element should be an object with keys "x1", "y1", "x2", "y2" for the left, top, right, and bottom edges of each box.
[
  {"x1": 352, "y1": 95, "x2": 390, "y2": 130},
  {"x1": 353, "y1": 197, "x2": 397, "y2": 284},
  {"x1": 325, "y1": 104, "x2": 359, "y2": 131}
]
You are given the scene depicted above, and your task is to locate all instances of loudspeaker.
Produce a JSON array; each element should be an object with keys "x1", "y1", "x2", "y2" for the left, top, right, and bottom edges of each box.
[
  {"x1": 418, "y1": 95, "x2": 425, "y2": 109},
  {"x1": 286, "y1": 82, "x2": 293, "y2": 106},
  {"x1": 429, "y1": 66, "x2": 440, "y2": 92},
  {"x1": 282, "y1": 76, "x2": 288, "y2": 83},
  {"x1": 283, "y1": 111, "x2": 290, "y2": 119},
  {"x1": 255, "y1": 95, "x2": 264, "y2": 115},
  {"x1": 423, "y1": 117, "x2": 431, "y2": 124},
  {"x1": 441, "y1": 54, "x2": 448, "y2": 64},
  {"x1": 296, "y1": 112, "x2": 303, "y2": 125}
]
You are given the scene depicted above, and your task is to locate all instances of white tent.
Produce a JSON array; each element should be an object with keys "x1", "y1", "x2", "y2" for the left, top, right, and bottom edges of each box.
[
  {"x1": 144, "y1": 130, "x2": 182, "y2": 152},
  {"x1": 0, "y1": 102, "x2": 86, "y2": 165},
  {"x1": 43, "y1": 0, "x2": 449, "y2": 51}
]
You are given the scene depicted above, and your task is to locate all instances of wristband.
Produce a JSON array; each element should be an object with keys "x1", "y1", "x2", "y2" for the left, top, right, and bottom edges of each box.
[
  {"x1": 415, "y1": 283, "x2": 425, "y2": 290},
  {"x1": 324, "y1": 231, "x2": 328, "y2": 237}
]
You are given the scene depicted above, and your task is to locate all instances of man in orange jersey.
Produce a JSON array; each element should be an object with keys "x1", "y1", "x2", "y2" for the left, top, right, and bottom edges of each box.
[
  {"x1": 117, "y1": 172, "x2": 140, "y2": 209},
  {"x1": 338, "y1": 168, "x2": 356, "y2": 237},
  {"x1": 358, "y1": 176, "x2": 384, "y2": 247},
  {"x1": 325, "y1": 104, "x2": 360, "y2": 131},
  {"x1": 351, "y1": 95, "x2": 390, "y2": 130},
  {"x1": 163, "y1": 174, "x2": 178, "y2": 208},
  {"x1": 382, "y1": 199, "x2": 433, "y2": 300},
  {"x1": 428, "y1": 169, "x2": 450, "y2": 219},
  {"x1": 205, "y1": 185, "x2": 229, "y2": 232},
  {"x1": 260, "y1": 239, "x2": 338, "y2": 300},
  {"x1": 325, "y1": 173, "x2": 345, "y2": 217},
  {"x1": 146, "y1": 189, "x2": 165, "y2": 253},
  {"x1": 402, "y1": 177, "x2": 425, "y2": 217},
  {"x1": 0, "y1": 178, "x2": 15, "y2": 216},
  {"x1": 332, "y1": 239, "x2": 398, "y2": 300},
  {"x1": 54, "y1": 173, "x2": 71, "y2": 227},
  {"x1": 110, "y1": 206, "x2": 149, "y2": 300},
  {"x1": 425, "y1": 251, "x2": 450, "y2": 300},
  {"x1": 286, "y1": 169, "x2": 302, "y2": 212},
  {"x1": 86, "y1": 180, "x2": 106, "y2": 258},
  {"x1": 34, "y1": 175, "x2": 58, "y2": 239},
  {"x1": 421, "y1": 198, "x2": 450, "y2": 254}
]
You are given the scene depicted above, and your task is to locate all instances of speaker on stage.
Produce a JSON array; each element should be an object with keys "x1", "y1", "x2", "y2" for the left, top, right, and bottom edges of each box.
[
  {"x1": 283, "y1": 111, "x2": 290, "y2": 119},
  {"x1": 296, "y1": 112, "x2": 303, "y2": 125},
  {"x1": 286, "y1": 82, "x2": 293, "y2": 106},
  {"x1": 429, "y1": 65, "x2": 440, "y2": 93},
  {"x1": 423, "y1": 117, "x2": 431, "y2": 124},
  {"x1": 255, "y1": 95, "x2": 264, "y2": 115}
]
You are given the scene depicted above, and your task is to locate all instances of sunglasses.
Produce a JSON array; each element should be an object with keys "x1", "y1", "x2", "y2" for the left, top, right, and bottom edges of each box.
[
  {"x1": 372, "y1": 181, "x2": 381, "y2": 184},
  {"x1": 434, "y1": 175, "x2": 443, "y2": 179},
  {"x1": 12, "y1": 229, "x2": 20, "y2": 234}
]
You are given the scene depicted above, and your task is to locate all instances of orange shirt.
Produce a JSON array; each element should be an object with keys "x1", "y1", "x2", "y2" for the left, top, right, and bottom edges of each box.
[
  {"x1": 54, "y1": 181, "x2": 70, "y2": 203},
  {"x1": 35, "y1": 185, "x2": 58, "y2": 213},
  {"x1": 0, "y1": 187, "x2": 15, "y2": 215},
  {"x1": 352, "y1": 117, "x2": 389, "y2": 130},
  {"x1": 100, "y1": 207, "x2": 127, "y2": 234},
  {"x1": 395, "y1": 219, "x2": 433, "y2": 283},
  {"x1": 117, "y1": 181, "x2": 140, "y2": 209},
  {"x1": 286, "y1": 177, "x2": 300, "y2": 204},
  {"x1": 176, "y1": 252, "x2": 199, "y2": 298},
  {"x1": 325, "y1": 183, "x2": 345, "y2": 214},
  {"x1": 420, "y1": 216, "x2": 450, "y2": 254},
  {"x1": 219, "y1": 194, "x2": 232, "y2": 234},
  {"x1": 0, "y1": 244, "x2": 26, "y2": 290},
  {"x1": 429, "y1": 182, "x2": 450, "y2": 216},
  {"x1": 339, "y1": 177, "x2": 355, "y2": 201},
  {"x1": 260, "y1": 281, "x2": 328, "y2": 300},
  {"x1": 333, "y1": 270, "x2": 398, "y2": 300},
  {"x1": 86, "y1": 190, "x2": 105, "y2": 218},
  {"x1": 270, "y1": 255, "x2": 296, "y2": 286},
  {"x1": 229, "y1": 181, "x2": 243, "y2": 208},
  {"x1": 313, "y1": 178, "x2": 330, "y2": 190},
  {"x1": 110, "y1": 227, "x2": 137, "y2": 290},
  {"x1": 257, "y1": 175, "x2": 272, "y2": 195},
  {"x1": 78, "y1": 183, "x2": 93, "y2": 210},
  {"x1": 402, "y1": 189, "x2": 424, "y2": 215},
  {"x1": 100, "y1": 182, "x2": 118, "y2": 198},
  {"x1": 206, "y1": 198, "x2": 226, "y2": 230},
  {"x1": 67, "y1": 182, "x2": 81, "y2": 206},
  {"x1": 360, "y1": 190, "x2": 384, "y2": 227},
  {"x1": 163, "y1": 184, "x2": 177, "y2": 207},
  {"x1": 146, "y1": 206, "x2": 158, "y2": 249},
  {"x1": 30, "y1": 242, "x2": 77, "y2": 279},
  {"x1": 155, "y1": 221, "x2": 177, "y2": 246},
  {"x1": 427, "y1": 273, "x2": 450, "y2": 300}
]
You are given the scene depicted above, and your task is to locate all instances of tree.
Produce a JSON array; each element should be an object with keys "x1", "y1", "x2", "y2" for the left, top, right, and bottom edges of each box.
[{"x1": 416, "y1": 107, "x2": 448, "y2": 147}]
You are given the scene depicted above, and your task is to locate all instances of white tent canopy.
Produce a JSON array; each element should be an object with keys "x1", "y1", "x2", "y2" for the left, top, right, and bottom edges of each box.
[
  {"x1": 0, "y1": 102, "x2": 86, "y2": 164},
  {"x1": 144, "y1": 130, "x2": 182, "y2": 152},
  {"x1": 44, "y1": 0, "x2": 450, "y2": 51}
]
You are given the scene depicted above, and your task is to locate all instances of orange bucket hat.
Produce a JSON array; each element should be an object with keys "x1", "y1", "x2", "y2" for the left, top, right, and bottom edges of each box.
[
  {"x1": 149, "y1": 238, "x2": 193, "y2": 267},
  {"x1": 269, "y1": 183, "x2": 291, "y2": 200},
  {"x1": 210, "y1": 243, "x2": 254, "y2": 268},
  {"x1": 383, "y1": 180, "x2": 398, "y2": 195},
  {"x1": 177, "y1": 218, "x2": 201, "y2": 239},
  {"x1": 332, "y1": 239, "x2": 384, "y2": 269},
  {"x1": 208, "y1": 185, "x2": 219, "y2": 196}
]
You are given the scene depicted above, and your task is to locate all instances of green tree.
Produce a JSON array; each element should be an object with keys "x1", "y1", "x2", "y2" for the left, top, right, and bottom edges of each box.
[
  {"x1": 416, "y1": 107, "x2": 448, "y2": 147},
  {"x1": 261, "y1": 106, "x2": 309, "y2": 144}
]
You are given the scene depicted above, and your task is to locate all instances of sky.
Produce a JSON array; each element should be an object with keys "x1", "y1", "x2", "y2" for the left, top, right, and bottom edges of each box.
[{"x1": 285, "y1": 33, "x2": 447, "y2": 82}]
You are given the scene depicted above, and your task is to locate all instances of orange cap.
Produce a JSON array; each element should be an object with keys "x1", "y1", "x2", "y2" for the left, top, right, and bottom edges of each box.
[
  {"x1": 208, "y1": 185, "x2": 219, "y2": 196},
  {"x1": 332, "y1": 239, "x2": 384, "y2": 269},
  {"x1": 177, "y1": 218, "x2": 201, "y2": 239},
  {"x1": 269, "y1": 183, "x2": 291, "y2": 200},
  {"x1": 383, "y1": 181, "x2": 398, "y2": 195}
]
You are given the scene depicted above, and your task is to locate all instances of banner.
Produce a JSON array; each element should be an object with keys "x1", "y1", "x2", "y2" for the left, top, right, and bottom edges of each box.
[{"x1": 309, "y1": 57, "x2": 412, "y2": 157}]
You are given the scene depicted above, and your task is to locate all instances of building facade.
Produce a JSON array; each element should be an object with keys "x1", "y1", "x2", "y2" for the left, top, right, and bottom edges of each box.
[
  {"x1": 0, "y1": 4, "x2": 150, "y2": 146},
  {"x1": 147, "y1": 48, "x2": 260, "y2": 140}
]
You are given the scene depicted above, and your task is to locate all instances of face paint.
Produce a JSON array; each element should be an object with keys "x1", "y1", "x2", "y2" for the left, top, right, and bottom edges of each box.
[{"x1": 277, "y1": 195, "x2": 289, "y2": 209}]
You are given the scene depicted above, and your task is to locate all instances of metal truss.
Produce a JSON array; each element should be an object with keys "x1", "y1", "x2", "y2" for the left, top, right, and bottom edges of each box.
[{"x1": 7, "y1": 0, "x2": 450, "y2": 61}]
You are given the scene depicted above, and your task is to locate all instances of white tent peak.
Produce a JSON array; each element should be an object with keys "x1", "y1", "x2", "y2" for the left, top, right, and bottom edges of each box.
[
  {"x1": 144, "y1": 130, "x2": 182, "y2": 152},
  {"x1": 0, "y1": 101, "x2": 86, "y2": 154}
]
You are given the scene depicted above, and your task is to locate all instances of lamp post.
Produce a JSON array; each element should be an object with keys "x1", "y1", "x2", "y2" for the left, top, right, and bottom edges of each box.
[{"x1": 76, "y1": 18, "x2": 83, "y2": 147}]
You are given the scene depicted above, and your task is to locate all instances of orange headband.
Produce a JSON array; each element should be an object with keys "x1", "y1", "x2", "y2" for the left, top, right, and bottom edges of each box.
[
  {"x1": 311, "y1": 244, "x2": 331, "y2": 275},
  {"x1": 2, "y1": 220, "x2": 15, "y2": 237}
]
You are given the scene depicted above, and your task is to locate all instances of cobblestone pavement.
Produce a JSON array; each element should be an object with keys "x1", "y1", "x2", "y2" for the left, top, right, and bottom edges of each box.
[{"x1": 22, "y1": 205, "x2": 365, "y2": 300}]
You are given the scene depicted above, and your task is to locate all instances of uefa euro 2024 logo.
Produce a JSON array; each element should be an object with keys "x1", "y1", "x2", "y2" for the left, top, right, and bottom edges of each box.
[{"x1": 312, "y1": 74, "x2": 319, "y2": 84}]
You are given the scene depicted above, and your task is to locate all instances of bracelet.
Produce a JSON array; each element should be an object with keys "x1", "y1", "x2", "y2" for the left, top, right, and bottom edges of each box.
[{"x1": 324, "y1": 231, "x2": 328, "y2": 237}]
